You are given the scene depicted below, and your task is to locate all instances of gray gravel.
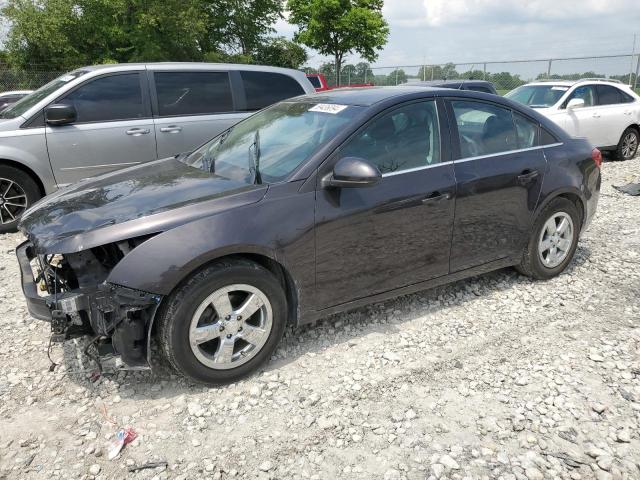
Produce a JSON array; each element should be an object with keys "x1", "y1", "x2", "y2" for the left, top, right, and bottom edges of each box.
[{"x1": 1, "y1": 157, "x2": 639, "y2": 480}]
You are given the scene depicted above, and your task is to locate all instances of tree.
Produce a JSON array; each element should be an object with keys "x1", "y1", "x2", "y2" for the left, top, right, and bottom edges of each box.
[
  {"x1": 387, "y1": 68, "x2": 407, "y2": 85},
  {"x1": 287, "y1": 0, "x2": 389, "y2": 86},
  {"x1": 355, "y1": 62, "x2": 373, "y2": 83},
  {"x1": 1, "y1": 0, "x2": 285, "y2": 70},
  {"x1": 202, "y1": 0, "x2": 284, "y2": 56},
  {"x1": 253, "y1": 36, "x2": 308, "y2": 69}
]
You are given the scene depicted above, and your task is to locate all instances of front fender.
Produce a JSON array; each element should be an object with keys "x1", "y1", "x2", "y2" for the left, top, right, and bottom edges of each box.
[
  {"x1": 106, "y1": 182, "x2": 316, "y2": 299},
  {"x1": 0, "y1": 129, "x2": 58, "y2": 194}
]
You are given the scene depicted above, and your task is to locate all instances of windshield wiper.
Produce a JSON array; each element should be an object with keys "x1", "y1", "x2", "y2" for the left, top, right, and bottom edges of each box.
[{"x1": 248, "y1": 129, "x2": 262, "y2": 184}]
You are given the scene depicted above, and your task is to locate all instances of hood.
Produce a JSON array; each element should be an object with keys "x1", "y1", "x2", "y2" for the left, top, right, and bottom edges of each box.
[{"x1": 20, "y1": 157, "x2": 267, "y2": 253}]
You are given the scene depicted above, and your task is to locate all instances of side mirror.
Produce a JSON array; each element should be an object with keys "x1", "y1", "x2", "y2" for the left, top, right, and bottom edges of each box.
[
  {"x1": 566, "y1": 98, "x2": 585, "y2": 110},
  {"x1": 45, "y1": 104, "x2": 77, "y2": 126},
  {"x1": 322, "y1": 157, "x2": 382, "y2": 189}
]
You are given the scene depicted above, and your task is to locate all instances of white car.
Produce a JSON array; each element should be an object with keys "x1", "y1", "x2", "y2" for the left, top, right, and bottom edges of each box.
[
  {"x1": 0, "y1": 90, "x2": 33, "y2": 111},
  {"x1": 506, "y1": 79, "x2": 640, "y2": 160}
]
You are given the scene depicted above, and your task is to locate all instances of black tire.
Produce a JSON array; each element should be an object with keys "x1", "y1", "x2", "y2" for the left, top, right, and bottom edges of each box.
[
  {"x1": 615, "y1": 127, "x2": 639, "y2": 161},
  {"x1": 516, "y1": 198, "x2": 581, "y2": 280},
  {"x1": 0, "y1": 165, "x2": 41, "y2": 234},
  {"x1": 157, "y1": 259, "x2": 287, "y2": 385}
]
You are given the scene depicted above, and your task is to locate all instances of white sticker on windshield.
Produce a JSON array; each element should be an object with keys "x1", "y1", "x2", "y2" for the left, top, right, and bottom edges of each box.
[
  {"x1": 309, "y1": 103, "x2": 348, "y2": 114},
  {"x1": 60, "y1": 75, "x2": 76, "y2": 82},
  {"x1": 551, "y1": 86, "x2": 569, "y2": 91}
]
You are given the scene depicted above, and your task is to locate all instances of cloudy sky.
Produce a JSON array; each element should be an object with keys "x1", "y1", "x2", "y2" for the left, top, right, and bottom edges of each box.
[{"x1": 277, "y1": 0, "x2": 640, "y2": 74}]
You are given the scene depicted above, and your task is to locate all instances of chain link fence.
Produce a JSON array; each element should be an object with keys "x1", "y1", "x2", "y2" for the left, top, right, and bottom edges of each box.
[
  {"x1": 0, "y1": 63, "x2": 63, "y2": 91},
  {"x1": 2, "y1": 54, "x2": 640, "y2": 95},
  {"x1": 308, "y1": 54, "x2": 640, "y2": 95}
]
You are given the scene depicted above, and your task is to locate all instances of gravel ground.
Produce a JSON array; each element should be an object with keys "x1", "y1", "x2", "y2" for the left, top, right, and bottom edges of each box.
[{"x1": 1, "y1": 157, "x2": 639, "y2": 480}]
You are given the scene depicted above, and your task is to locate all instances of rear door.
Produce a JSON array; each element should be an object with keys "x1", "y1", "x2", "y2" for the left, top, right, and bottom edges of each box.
[
  {"x1": 151, "y1": 70, "x2": 248, "y2": 158},
  {"x1": 313, "y1": 99, "x2": 456, "y2": 308},
  {"x1": 446, "y1": 98, "x2": 548, "y2": 271},
  {"x1": 45, "y1": 71, "x2": 157, "y2": 185},
  {"x1": 594, "y1": 84, "x2": 636, "y2": 146}
]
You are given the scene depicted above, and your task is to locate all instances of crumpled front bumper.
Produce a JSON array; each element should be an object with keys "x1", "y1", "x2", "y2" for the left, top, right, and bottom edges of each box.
[
  {"x1": 16, "y1": 240, "x2": 52, "y2": 321},
  {"x1": 16, "y1": 240, "x2": 163, "y2": 368}
]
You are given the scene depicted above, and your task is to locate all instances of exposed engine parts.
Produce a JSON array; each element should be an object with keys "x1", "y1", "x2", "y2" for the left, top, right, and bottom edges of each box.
[{"x1": 19, "y1": 237, "x2": 162, "y2": 371}]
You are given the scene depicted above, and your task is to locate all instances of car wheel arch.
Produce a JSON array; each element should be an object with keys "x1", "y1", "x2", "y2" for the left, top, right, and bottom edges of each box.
[
  {"x1": 144, "y1": 251, "x2": 299, "y2": 365},
  {"x1": 0, "y1": 158, "x2": 46, "y2": 197},
  {"x1": 535, "y1": 189, "x2": 585, "y2": 230}
]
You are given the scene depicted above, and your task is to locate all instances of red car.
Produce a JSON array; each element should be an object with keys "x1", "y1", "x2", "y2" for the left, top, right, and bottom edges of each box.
[{"x1": 306, "y1": 73, "x2": 373, "y2": 92}]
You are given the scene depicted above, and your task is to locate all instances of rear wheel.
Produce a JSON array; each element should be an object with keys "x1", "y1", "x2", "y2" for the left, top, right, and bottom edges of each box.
[
  {"x1": 517, "y1": 198, "x2": 580, "y2": 280},
  {"x1": 615, "y1": 127, "x2": 639, "y2": 161},
  {"x1": 0, "y1": 165, "x2": 41, "y2": 234},
  {"x1": 157, "y1": 259, "x2": 286, "y2": 384}
]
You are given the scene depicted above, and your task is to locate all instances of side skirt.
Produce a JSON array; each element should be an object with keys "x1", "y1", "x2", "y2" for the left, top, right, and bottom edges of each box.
[{"x1": 298, "y1": 257, "x2": 516, "y2": 326}]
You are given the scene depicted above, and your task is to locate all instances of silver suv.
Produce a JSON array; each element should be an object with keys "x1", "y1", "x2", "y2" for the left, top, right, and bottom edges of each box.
[{"x1": 0, "y1": 63, "x2": 315, "y2": 232}]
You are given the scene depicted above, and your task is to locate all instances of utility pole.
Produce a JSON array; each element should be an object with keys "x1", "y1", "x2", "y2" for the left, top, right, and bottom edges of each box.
[{"x1": 630, "y1": 34, "x2": 637, "y2": 85}]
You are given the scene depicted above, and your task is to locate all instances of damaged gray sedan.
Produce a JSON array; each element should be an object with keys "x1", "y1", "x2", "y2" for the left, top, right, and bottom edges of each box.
[{"x1": 16, "y1": 88, "x2": 600, "y2": 384}]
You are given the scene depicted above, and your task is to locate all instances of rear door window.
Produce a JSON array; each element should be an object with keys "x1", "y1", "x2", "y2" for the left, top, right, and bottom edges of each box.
[
  {"x1": 59, "y1": 73, "x2": 145, "y2": 123},
  {"x1": 154, "y1": 71, "x2": 234, "y2": 116},
  {"x1": 240, "y1": 71, "x2": 305, "y2": 111},
  {"x1": 451, "y1": 100, "x2": 517, "y2": 158}
]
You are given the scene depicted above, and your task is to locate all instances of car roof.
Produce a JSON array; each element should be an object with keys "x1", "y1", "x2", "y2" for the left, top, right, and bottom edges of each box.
[
  {"x1": 78, "y1": 62, "x2": 305, "y2": 75},
  {"x1": 523, "y1": 79, "x2": 626, "y2": 88},
  {"x1": 408, "y1": 80, "x2": 493, "y2": 87},
  {"x1": 293, "y1": 86, "x2": 447, "y2": 106}
]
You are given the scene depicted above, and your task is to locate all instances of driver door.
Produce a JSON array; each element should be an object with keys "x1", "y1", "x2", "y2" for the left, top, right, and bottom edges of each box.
[
  {"x1": 313, "y1": 100, "x2": 456, "y2": 309},
  {"x1": 561, "y1": 84, "x2": 606, "y2": 146}
]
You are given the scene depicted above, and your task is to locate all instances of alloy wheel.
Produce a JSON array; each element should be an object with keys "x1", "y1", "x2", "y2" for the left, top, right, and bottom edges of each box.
[
  {"x1": 0, "y1": 178, "x2": 28, "y2": 225},
  {"x1": 537, "y1": 212, "x2": 574, "y2": 269},
  {"x1": 621, "y1": 131, "x2": 638, "y2": 159},
  {"x1": 188, "y1": 284, "x2": 273, "y2": 370}
]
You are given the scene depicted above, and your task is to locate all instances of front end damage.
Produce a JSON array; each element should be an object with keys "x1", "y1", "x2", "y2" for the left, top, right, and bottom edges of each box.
[{"x1": 16, "y1": 238, "x2": 162, "y2": 370}]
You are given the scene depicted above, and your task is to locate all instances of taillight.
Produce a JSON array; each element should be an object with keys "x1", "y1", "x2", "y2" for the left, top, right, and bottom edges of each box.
[{"x1": 592, "y1": 148, "x2": 602, "y2": 168}]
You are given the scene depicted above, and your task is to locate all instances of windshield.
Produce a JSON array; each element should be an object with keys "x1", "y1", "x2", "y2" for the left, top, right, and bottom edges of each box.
[
  {"x1": 0, "y1": 70, "x2": 89, "y2": 119},
  {"x1": 505, "y1": 85, "x2": 569, "y2": 108},
  {"x1": 183, "y1": 101, "x2": 363, "y2": 183}
]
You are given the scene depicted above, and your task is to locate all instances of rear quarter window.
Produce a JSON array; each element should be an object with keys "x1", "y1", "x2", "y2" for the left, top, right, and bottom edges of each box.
[
  {"x1": 240, "y1": 71, "x2": 305, "y2": 111},
  {"x1": 154, "y1": 71, "x2": 234, "y2": 116},
  {"x1": 539, "y1": 128, "x2": 559, "y2": 145}
]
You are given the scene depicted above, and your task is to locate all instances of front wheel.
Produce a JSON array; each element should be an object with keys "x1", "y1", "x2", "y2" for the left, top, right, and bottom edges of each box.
[
  {"x1": 616, "y1": 127, "x2": 639, "y2": 161},
  {"x1": 157, "y1": 259, "x2": 287, "y2": 384},
  {"x1": 0, "y1": 165, "x2": 41, "y2": 234},
  {"x1": 517, "y1": 198, "x2": 580, "y2": 280}
]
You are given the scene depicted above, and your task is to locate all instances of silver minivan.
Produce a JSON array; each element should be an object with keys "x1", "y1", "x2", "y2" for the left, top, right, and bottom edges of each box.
[{"x1": 0, "y1": 63, "x2": 315, "y2": 232}]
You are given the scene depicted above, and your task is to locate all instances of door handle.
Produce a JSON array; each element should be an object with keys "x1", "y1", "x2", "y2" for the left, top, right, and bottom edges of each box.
[
  {"x1": 160, "y1": 125, "x2": 183, "y2": 133},
  {"x1": 517, "y1": 170, "x2": 539, "y2": 185},
  {"x1": 421, "y1": 192, "x2": 450, "y2": 204},
  {"x1": 126, "y1": 128, "x2": 151, "y2": 136},
  {"x1": 592, "y1": 113, "x2": 601, "y2": 118}
]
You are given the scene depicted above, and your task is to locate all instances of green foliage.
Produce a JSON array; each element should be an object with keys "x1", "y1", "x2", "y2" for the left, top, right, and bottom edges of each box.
[
  {"x1": 287, "y1": 0, "x2": 389, "y2": 85},
  {"x1": 253, "y1": 37, "x2": 308, "y2": 69},
  {"x1": 204, "y1": 0, "x2": 284, "y2": 55},
  {"x1": 1, "y1": 0, "x2": 289, "y2": 70}
]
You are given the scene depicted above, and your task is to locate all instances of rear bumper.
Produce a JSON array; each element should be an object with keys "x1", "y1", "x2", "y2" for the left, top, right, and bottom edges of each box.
[{"x1": 16, "y1": 240, "x2": 52, "y2": 321}]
